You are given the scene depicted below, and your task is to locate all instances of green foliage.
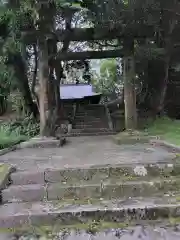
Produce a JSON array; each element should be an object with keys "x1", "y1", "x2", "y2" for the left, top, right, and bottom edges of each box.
[
  {"x1": 100, "y1": 59, "x2": 117, "y2": 80},
  {"x1": 0, "y1": 114, "x2": 39, "y2": 149},
  {"x1": 0, "y1": 128, "x2": 26, "y2": 150},
  {"x1": 0, "y1": 64, "x2": 14, "y2": 115},
  {"x1": 0, "y1": 1, "x2": 21, "y2": 103},
  {"x1": 93, "y1": 59, "x2": 122, "y2": 97},
  {"x1": 2, "y1": 115, "x2": 40, "y2": 137}
]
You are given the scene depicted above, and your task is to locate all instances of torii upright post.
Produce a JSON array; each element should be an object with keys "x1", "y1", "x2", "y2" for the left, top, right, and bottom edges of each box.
[
  {"x1": 38, "y1": 39, "x2": 49, "y2": 136},
  {"x1": 123, "y1": 38, "x2": 137, "y2": 130}
]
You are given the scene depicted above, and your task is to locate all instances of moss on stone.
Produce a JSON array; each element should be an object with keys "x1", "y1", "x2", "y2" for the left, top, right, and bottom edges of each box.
[
  {"x1": 113, "y1": 130, "x2": 151, "y2": 145},
  {"x1": 5, "y1": 220, "x2": 132, "y2": 236},
  {"x1": 169, "y1": 217, "x2": 180, "y2": 225},
  {"x1": 0, "y1": 163, "x2": 13, "y2": 190}
]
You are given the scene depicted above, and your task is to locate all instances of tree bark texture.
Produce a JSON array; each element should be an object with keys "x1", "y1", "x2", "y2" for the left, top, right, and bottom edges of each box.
[
  {"x1": 11, "y1": 53, "x2": 39, "y2": 118},
  {"x1": 154, "y1": 8, "x2": 176, "y2": 115},
  {"x1": 38, "y1": 40, "x2": 49, "y2": 136}
]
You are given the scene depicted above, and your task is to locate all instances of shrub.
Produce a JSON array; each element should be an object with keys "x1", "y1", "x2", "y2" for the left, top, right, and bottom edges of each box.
[{"x1": 0, "y1": 114, "x2": 40, "y2": 149}]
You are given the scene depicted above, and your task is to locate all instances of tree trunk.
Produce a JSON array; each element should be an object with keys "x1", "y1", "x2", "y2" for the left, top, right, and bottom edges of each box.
[
  {"x1": 11, "y1": 54, "x2": 39, "y2": 118},
  {"x1": 47, "y1": 38, "x2": 62, "y2": 118},
  {"x1": 37, "y1": 2, "x2": 62, "y2": 136},
  {"x1": 155, "y1": 56, "x2": 170, "y2": 116},
  {"x1": 123, "y1": 56, "x2": 137, "y2": 130},
  {"x1": 154, "y1": 9, "x2": 176, "y2": 116},
  {"x1": 38, "y1": 40, "x2": 49, "y2": 136},
  {"x1": 38, "y1": 39, "x2": 60, "y2": 137},
  {"x1": 31, "y1": 43, "x2": 39, "y2": 110}
]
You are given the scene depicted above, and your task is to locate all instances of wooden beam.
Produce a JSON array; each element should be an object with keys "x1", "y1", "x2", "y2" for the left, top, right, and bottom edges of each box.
[
  {"x1": 55, "y1": 25, "x2": 155, "y2": 41},
  {"x1": 22, "y1": 25, "x2": 155, "y2": 43},
  {"x1": 55, "y1": 49, "x2": 124, "y2": 60}
]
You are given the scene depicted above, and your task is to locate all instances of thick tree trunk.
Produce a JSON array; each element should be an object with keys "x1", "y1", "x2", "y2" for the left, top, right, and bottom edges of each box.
[
  {"x1": 38, "y1": 40, "x2": 49, "y2": 136},
  {"x1": 39, "y1": 39, "x2": 59, "y2": 137},
  {"x1": 37, "y1": 2, "x2": 63, "y2": 136},
  {"x1": 155, "y1": 56, "x2": 170, "y2": 116},
  {"x1": 47, "y1": 39, "x2": 62, "y2": 118},
  {"x1": 123, "y1": 56, "x2": 137, "y2": 130},
  {"x1": 154, "y1": 10, "x2": 176, "y2": 116},
  {"x1": 11, "y1": 54, "x2": 39, "y2": 118}
]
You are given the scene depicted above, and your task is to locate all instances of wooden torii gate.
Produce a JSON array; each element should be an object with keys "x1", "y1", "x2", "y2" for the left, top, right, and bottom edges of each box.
[{"x1": 30, "y1": 1, "x2": 155, "y2": 136}]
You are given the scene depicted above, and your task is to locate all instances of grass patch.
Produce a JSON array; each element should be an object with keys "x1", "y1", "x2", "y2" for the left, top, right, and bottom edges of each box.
[
  {"x1": 115, "y1": 117, "x2": 180, "y2": 146},
  {"x1": 145, "y1": 117, "x2": 180, "y2": 145},
  {"x1": 0, "y1": 115, "x2": 40, "y2": 150},
  {"x1": 0, "y1": 126, "x2": 27, "y2": 150}
]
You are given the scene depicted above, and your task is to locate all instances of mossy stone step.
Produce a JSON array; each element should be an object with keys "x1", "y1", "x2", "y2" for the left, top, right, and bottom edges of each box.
[
  {"x1": 3, "y1": 222, "x2": 180, "y2": 239},
  {"x1": 10, "y1": 162, "x2": 179, "y2": 186},
  {"x1": 3, "y1": 178, "x2": 180, "y2": 203},
  {"x1": 65, "y1": 131, "x2": 116, "y2": 137},
  {"x1": 71, "y1": 128, "x2": 111, "y2": 133},
  {"x1": 1, "y1": 196, "x2": 180, "y2": 228}
]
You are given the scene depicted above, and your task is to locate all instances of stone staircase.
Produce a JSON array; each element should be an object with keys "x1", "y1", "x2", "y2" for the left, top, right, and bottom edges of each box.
[
  {"x1": 1, "y1": 155, "x2": 180, "y2": 231},
  {"x1": 68, "y1": 104, "x2": 116, "y2": 136}
]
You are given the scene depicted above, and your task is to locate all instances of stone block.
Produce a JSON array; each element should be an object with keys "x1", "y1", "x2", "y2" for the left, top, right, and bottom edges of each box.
[
  {"x1": 47, "y1": 183, "x2": 100, "y2": 200},
  {"x1": 2, "y1": 184, "x2": 47, "y2": 203},
  {"x1": 11, "y1": 170, "x2": 45, "y2": 185}
]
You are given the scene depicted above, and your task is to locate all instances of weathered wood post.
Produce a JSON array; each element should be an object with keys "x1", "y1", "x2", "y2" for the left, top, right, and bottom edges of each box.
[
  {"x1": 123, "y1": 38, "x2": 137, "y2": 130},
  {"x1": 38, "y1": 39, "x2": 49, "y2": 136}
]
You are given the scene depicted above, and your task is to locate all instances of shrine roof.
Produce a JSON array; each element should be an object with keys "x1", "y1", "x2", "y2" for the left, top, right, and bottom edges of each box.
[{"x1": 60, "y1": 84, "x2": 101, "y2": 100}]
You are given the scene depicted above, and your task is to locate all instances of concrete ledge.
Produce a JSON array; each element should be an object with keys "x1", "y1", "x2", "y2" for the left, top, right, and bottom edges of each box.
[
  {"x1": 113, "y1": 131, "x2": 157, "y2": 145},
  {"x1": 0, "y1": 137, "x2": 60, "y2": 157},
  {"x1": 150, "y1": 139, "x2": 180, "y2": 153},
  {"x1": 17, "y1": 136, "x2": 60, "y2": 149},
  {"x1": 0, "y1": 145, "x2": 18, "y2": 156}
]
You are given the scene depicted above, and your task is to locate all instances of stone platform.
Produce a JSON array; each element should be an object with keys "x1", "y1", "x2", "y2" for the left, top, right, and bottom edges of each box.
[
  {"x1": 0, "y1": 136, "x2": 175, "y2": 171},
  {"x1": 0, "y1": 136, "x2": 179, "y2": 239}
]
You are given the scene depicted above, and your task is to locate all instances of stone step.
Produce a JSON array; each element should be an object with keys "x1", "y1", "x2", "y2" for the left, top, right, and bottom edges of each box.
[
  {"x1": 2, "y1": 178, "x2": 180, "y2": 203},
  {"x1": 73, "y1": 123, "x2": 108, "y2": 129},
  {"x1": 78, "y1": 104, "x2": 105, "y2": 109},
  {"x1": 71, "y1": 128, "x2": 111, "y2": 134},
  {"x1": 1, "y1": 196, "x2": 180, "y2": 228},
  {"x1": 76, "y1": 107, "x2": 105, "y2": 112},
  {"x1": 74, "y1": 116, "x2": 103, "y2": 121},
  {"x1": 75, "y1": 112, "x2": 105, "y2": 117},
  {"x1": 10, "y1": 162, "x2": 177, "y2": 186},
  {"x1": 64, "y1": 131, "x2": 116, "y2": 137},
  {"x1": 4, "y1": 225, "x2": 180, "y2": 240},
  {"x1": 73, "y1": 119, "x2": 107, "y2": 125}
]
